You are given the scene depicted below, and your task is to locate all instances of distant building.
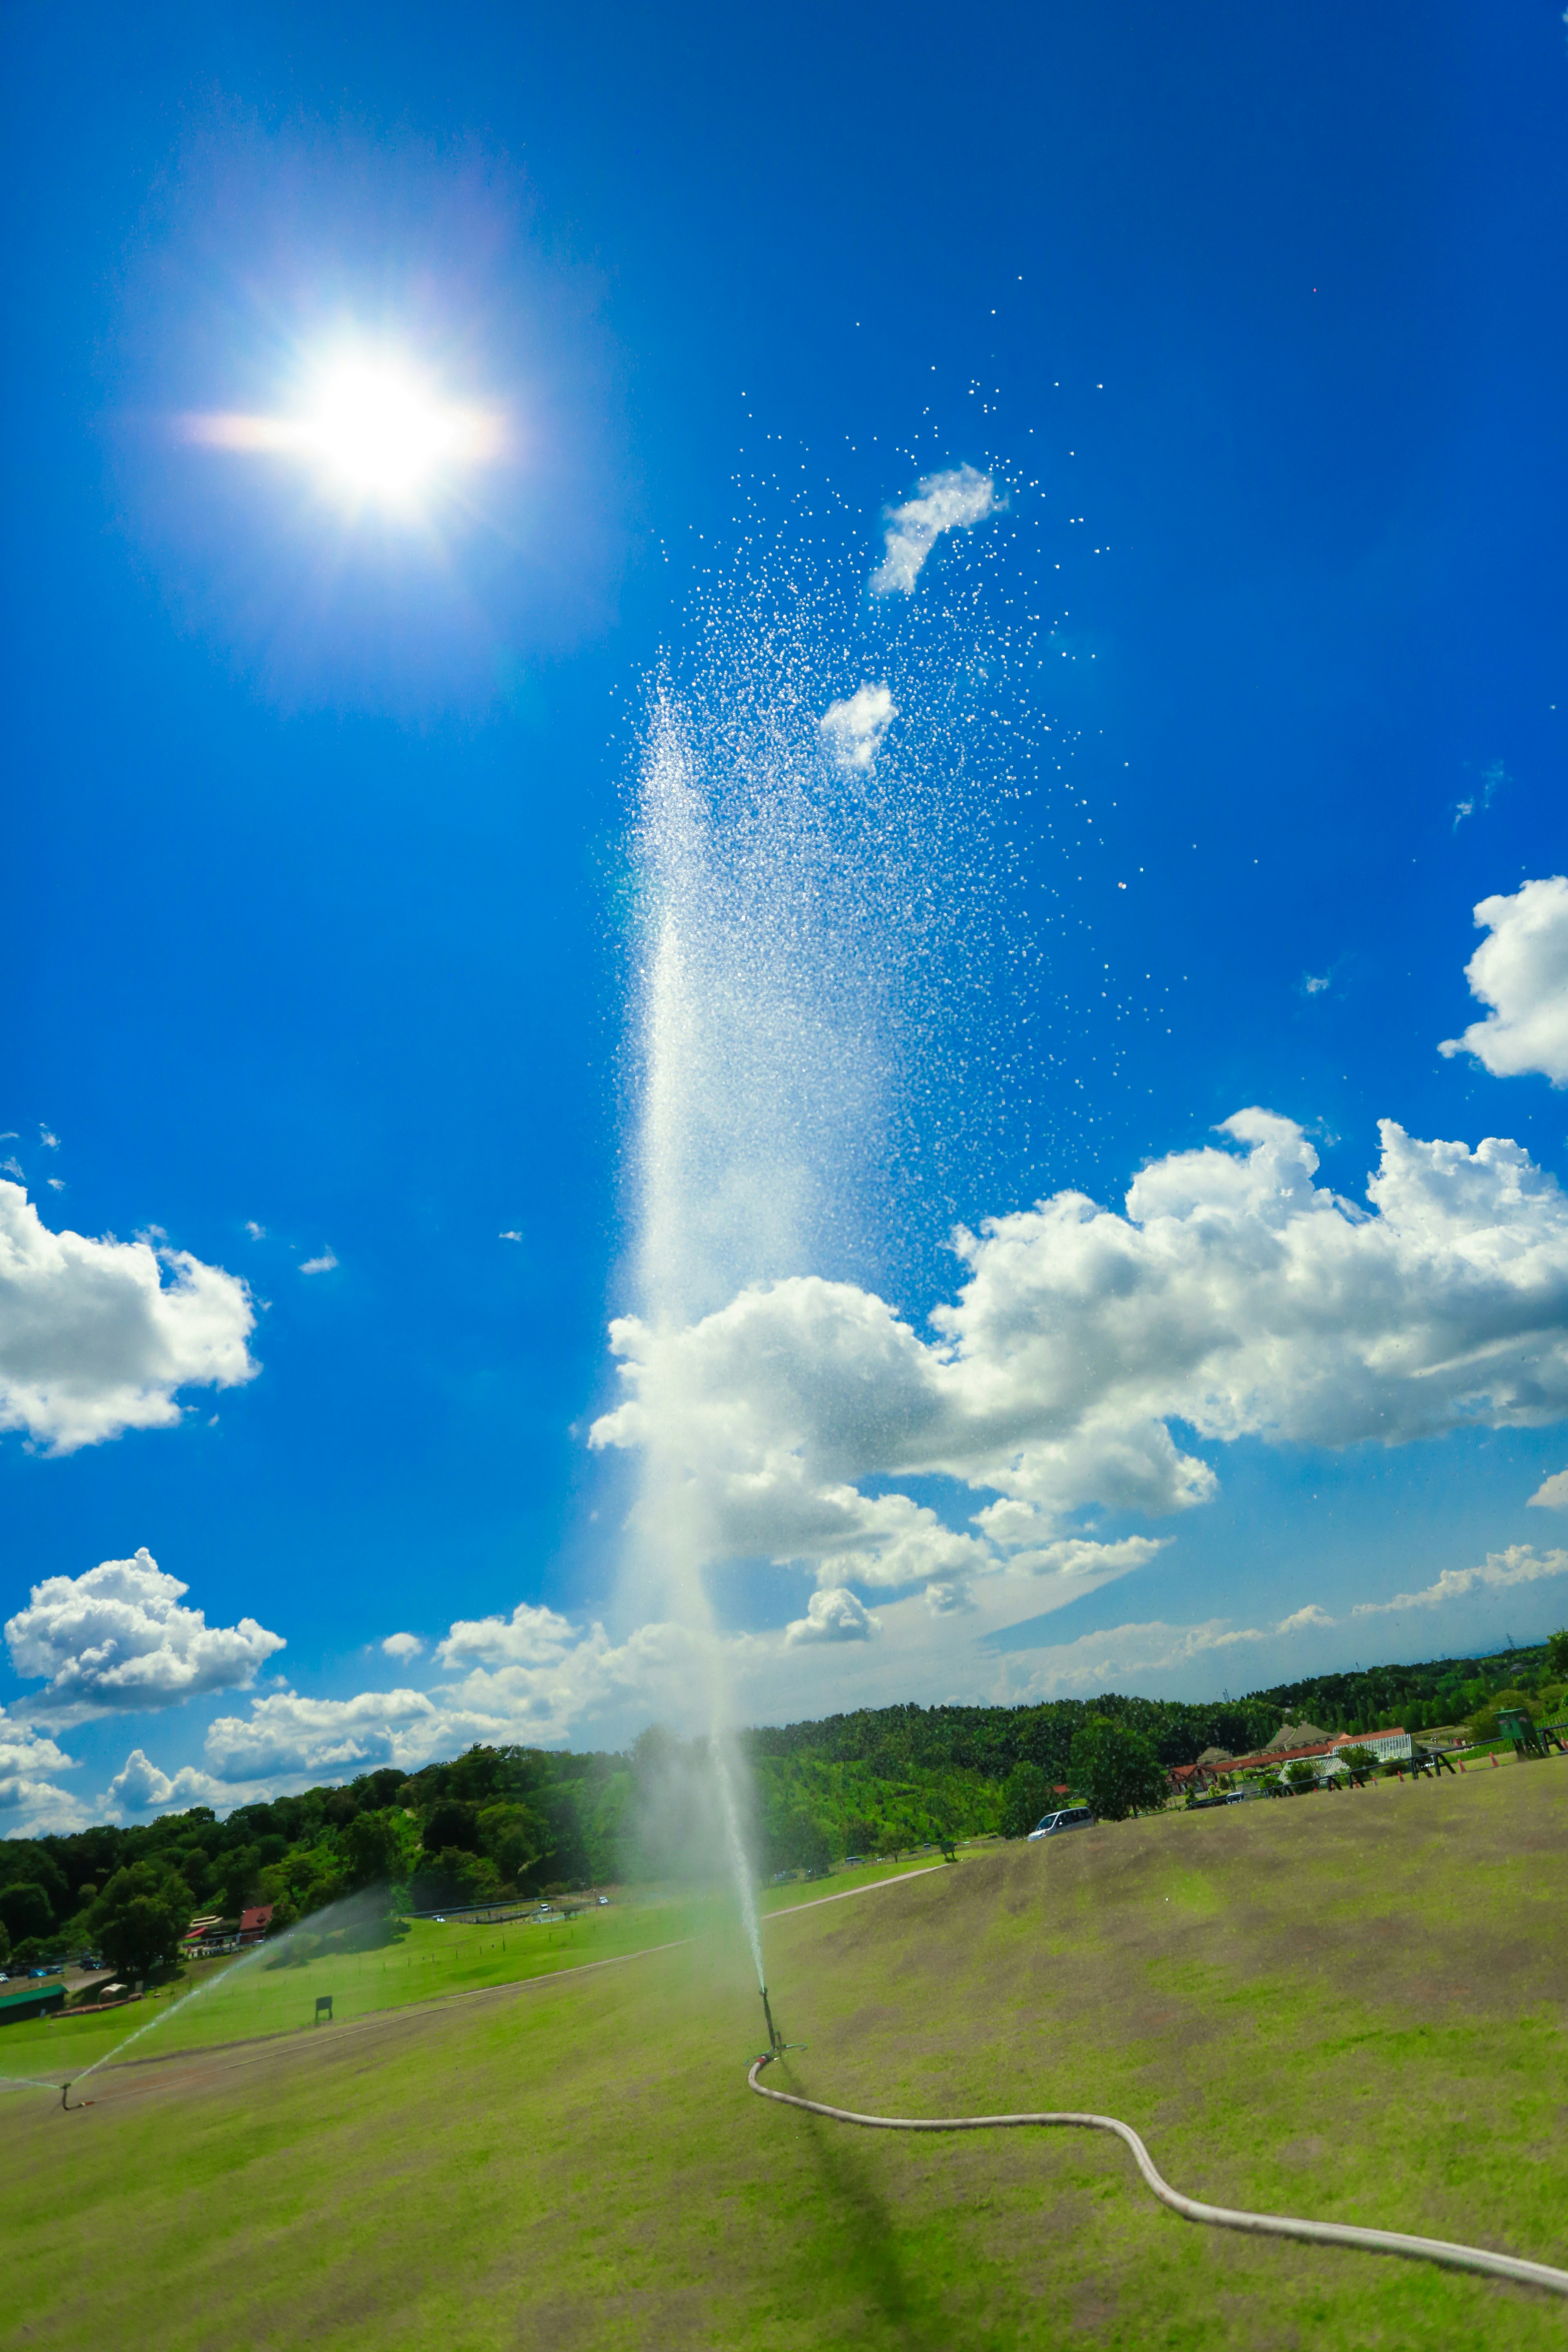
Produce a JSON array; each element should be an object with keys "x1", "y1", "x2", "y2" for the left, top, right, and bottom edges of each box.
[
  {"x1": 1221, "y1": 1730, "x2": 1414, "y2": 1781},
  {"x1": 0, "y1": 1980, "x2": 65, "y2": 2025},
  {"x1": 237, "y1": 1904, "x2": 276, "y2": 1945},
  {"x1": 1344, "y1": 1728, "x2": 1413, "y2": 1764}
]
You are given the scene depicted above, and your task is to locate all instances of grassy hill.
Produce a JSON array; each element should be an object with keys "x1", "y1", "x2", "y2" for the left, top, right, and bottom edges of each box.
[{"x1": 4, "y1": 1758, "x2": 1567, "y2": 2349}]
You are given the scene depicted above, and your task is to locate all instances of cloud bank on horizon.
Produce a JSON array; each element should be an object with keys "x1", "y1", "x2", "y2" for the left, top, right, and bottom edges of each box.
[{"x1": 14, "y1": 1525, "x2": 1568, "y2": 1836}]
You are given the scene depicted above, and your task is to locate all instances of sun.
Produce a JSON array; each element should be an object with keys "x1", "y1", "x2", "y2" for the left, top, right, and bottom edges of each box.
[
  {"x1": 182, "y1": 347, "x2": 506, "y2": 514},
  {"x1": 301, "y1": 360, "x2": 497, "y2": 504}
]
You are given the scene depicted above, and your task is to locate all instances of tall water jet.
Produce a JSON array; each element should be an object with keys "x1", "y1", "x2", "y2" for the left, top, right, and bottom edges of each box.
[{"x1": 620, "y1": 476, "x2": 1051, "y2": 1978}]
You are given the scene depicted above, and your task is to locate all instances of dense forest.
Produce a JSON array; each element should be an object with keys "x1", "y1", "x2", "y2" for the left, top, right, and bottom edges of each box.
[{"x1": 2, "y1": 1632, "x2": 1562, "y2": 1976}]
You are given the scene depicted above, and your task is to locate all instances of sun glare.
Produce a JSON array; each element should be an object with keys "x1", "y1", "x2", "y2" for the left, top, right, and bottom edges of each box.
[{"x1": 182, "y1": 350, "x2": 506, "y2": 513}]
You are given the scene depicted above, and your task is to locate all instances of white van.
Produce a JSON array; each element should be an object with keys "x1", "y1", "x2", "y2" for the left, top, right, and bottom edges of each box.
[{"x1": 1028, "y1": 1806, "x2": 1095, "y2": 1840}]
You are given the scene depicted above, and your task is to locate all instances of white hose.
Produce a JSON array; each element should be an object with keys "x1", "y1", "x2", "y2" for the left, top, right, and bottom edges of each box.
[{"x1": 747, "y1": 2054, "x2": 1568, "y2": 2298}]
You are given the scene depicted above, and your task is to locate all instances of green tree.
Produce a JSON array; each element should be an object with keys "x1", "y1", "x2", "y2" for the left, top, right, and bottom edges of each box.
[
  {"x1": 1336, "y1": 1745, "x2": 1376, "y2": 1785},
  {"x1": 1546, "y1": 1629, "x2": 1568, "y2": 1678},
  {"x1": 410, "y1": 1847, "x2": 502, "y2": 1911},
  {"x1": 257, "y1": 1840, "x2": 349, "y2": 1931},
  {"x1": 476, "y1": 1801, "x2": 549, "y2": 1889},
  {"x1": 0, "y1": 1881, "x2": 54, "y2": 1947},
  {"x1": 1068, "y1": 1719, "x2": 1169, "y2": 1822},
  {"x1": 1000, "y1": 1762, "x2": 1052, "y2": 1839},
  {"x1": 87, "y1": 1862, "x2": 193, "y2": 1980},
  {"x1": 343, "y1": 1808, "x2": 421, "y2": 1896},
  {"x1": 1283, "y1": 1760, "x2": 1318, "y2": 1790},
  {"x1": 784, "y1": 1812, "x2": 833, "y2": 1877},
  {"x1": 422, "y1": 1798, "x2": 481, "y2": 1853}
]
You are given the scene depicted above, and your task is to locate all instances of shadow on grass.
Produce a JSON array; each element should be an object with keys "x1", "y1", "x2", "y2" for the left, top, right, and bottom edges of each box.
[{"x1": 787, "y1": 2088, "x2": 980, "y2": 2352}]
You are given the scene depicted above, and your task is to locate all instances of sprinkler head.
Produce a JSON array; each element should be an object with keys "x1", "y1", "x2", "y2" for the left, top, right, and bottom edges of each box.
[{"x1": 760, "y1": 1984, "x2": 786, "y2": 2056}]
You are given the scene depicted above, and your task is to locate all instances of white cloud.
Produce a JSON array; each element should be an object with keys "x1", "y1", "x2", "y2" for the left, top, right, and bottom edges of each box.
[
  {"x1": 381, "y1": 1632, "x2": 425, "y2": 1662},
  {"x1": 1439, "y1": 876, "x2": 1568, "y2": 1084},
  {"x1": 870, "y1": 466, "x2": 995, "y2": 595},
  {"x1": 105, "y1": 1747, "x2": 232, "y2": 1816},
  {"x1": 203, "y1": 1686, "x2": 440, "y2": 1780},
  {"x1": 6, "y1": 1548, "x2": 285, "y2": 1727},
  {"x1": 1276, "y1": 1603, "x2": 1336, "y2": 1633},
  {"x1": 0, "y1": 1181, "x2": 258, "y2": 1452},
  {"x1": 1001, "y1": 1617, "x2": 1272, "y2": 1699},
  {"x1": 499, "y1": 1230, "x2": 523, "y2": 1243},
  {"x1": 434, "y1": 1601, "x2": 578, "y2": 1669},
  {"x1": 245, "y1": 1220, "x2": 266, "y2": 1241},
  {"x1": 1350, "y1": 1543, "x2": 1568, "y2": 1617},
  {"x1": 200, "y1": 1612, "x2": 710, "y2": 1774},
  {"x1": 592, "y1": 1110, "x2": 1568, "y2": 1610},
  {"x1": 785, "y1": 1587, "x2": 880, "y2": 1645},
  {"x1": 40, "y1": 1128, "x2": 59, "y2": 1149},
  {"x1": 300, "y1": 1248, "x2": 338, "y2": 1276},
  {"x1": 819, "y1": 684, "x2": 896, "y2": 772},
  {"x1": 1528, "y1": 1468, "x2": 1568, "y2": 1509},
  {"x1": 46, "y1": 1178, "x2": 65, "y2": 1192},
  {"x1": 0, "y1": 1707, "x2": 87, "y2": 1833}
]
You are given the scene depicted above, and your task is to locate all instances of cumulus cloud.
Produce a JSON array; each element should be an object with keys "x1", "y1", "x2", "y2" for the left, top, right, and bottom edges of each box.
[
  {"x1": 434, "y1": 1601, "x2": 578, "y2": 1668},
  {"x1": 1276, "y1": 1604, "x2": 1336, "y2": 1633},
  {"x1": 203, "y1": 1685, "x2": 440, "y2": 1780},
  {"x1": 200, "y1": 1608, "x2": 710, "y2": 1776},
  {"x1": 381, "y1": 1632, "x2": 425, "y2": 1662},
  {"x1": 300, "y1": 1247, "x2": 338, "y2": 1276},
  {"x1": 6, "y1": 1548, "x2": 285, "y2": 1726},
  {"x1": 0, "y1": 1181, "x2": 258, "y2": 1452},
  {"x1": 1528, "y1": 1468, "x2": 1568, "y2": 1510},
  {"x1": 1349, "y1": 1543, "x2": 1568, "y2": 1617},
  {"x1": 819, "y1": 683, "x2": 896, "y2": 772},
  {"x1": 593, "y1": 1109, "x2": 1568, "y2": 1611},
  {"x1": 105, "y1": 1747, "x2": 231, "y2": 1815},
  {"x1": 870, "y1": 466, "x2": 995, "y2": 595},
  {"x1": 1439, "y1": 876, "x2": 1568, "y2": 1084},
  {"x1": 785, "y1": 1586, "x2": 880, "y2": 1645},
  {"x1": 0, "y1": 1708, "x2": 87, "y2": 1833}
]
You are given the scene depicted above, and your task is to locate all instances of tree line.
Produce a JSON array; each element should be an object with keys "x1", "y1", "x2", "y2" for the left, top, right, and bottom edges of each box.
[{"x1": 2, "y1": 1632, "x2": 1560, "y2": 1981}]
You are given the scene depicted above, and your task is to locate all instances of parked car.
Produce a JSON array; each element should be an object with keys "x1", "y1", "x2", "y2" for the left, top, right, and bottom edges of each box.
[{"x1": 1028, "y1": 1806, "x2": 1095, "y2": 1840}]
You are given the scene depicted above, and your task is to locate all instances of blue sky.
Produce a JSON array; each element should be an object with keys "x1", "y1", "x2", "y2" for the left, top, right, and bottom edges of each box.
[{"x1": 7, "y1": 0, "x2": 1568, "y2": 1825}]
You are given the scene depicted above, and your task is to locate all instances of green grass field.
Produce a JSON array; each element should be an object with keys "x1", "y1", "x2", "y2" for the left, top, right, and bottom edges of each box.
[
  {"x1": 0, "y1": 1856, "x2": 953, "y2": 2085},
  {"x1": 4, "y1": 1772, "x2": 1567, "y2": 2350}
]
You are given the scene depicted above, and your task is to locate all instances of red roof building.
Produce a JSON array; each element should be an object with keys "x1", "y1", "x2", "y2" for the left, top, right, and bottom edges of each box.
[{"x1": 237, "y1": 1904, "x2": 276, "y2": 1944}]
